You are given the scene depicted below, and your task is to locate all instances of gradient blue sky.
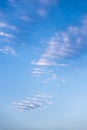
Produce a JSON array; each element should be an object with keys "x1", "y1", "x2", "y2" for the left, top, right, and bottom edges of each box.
[{"x1": 0, "y1": 0, "x2": 87, "y2": 130}]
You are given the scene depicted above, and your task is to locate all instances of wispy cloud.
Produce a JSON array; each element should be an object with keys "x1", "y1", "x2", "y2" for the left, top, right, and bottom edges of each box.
[
  {"x1": 0, "y1": 22, "x2": 17, "y2": 30},
  {"x1": 37, "y1": 0, "x2": 57, "y2": 17},
  {"x1": 32, "y1": 59, "x2": 57, "y2": 66},
  {"x1": 38, "y1": 0, "x2": 51, "y2": 5},
  {"x1": 8, "y1": 0, "x2": 57, "y2": 20},
  {"x1": 32, "y1": 16, "x2": 87, "y2": 67},
  {"x1": 32, "y1": 67, "x2": 46, "y2": 74},
  {"x1": 37, "y1": 8, "x2": 48, "y2": 17},
  {"x1": 0, "y1": 45, "x2": 16, "y2": 56},
  {"x1": 38, "y1": 0, "x2": 57, "y2": 6},
  {"x1": 8, "y1": 0, "x2": 18, "y2": 8},
  {"x1": 32, "y1": 67, "x2": 53, "y2": 75},
  {"x1": 12, "y1": 94, "x2": 53, "y2": 111},
  {"x1": 0, "y1": 31, "x2": 14, "y2": 38},
  {"x1": 20, "y1": 15, "x2": 31, "y2": 22}
]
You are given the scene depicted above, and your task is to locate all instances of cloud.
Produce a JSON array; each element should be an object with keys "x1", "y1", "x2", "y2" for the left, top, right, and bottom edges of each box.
[
  {"x1": 8, "y1": 0, "x2": 18, "y2": 8},
  {"x1": 32, "y1": 67, "x2": 46, "y2": 74},
  {"x1": 31, "y1": 16, "x2": 87, "y2": 80},
  {"x1": 32, "y1": 16, "x2": 87, "y2": 67},
  {"x1": 37, "y1": 8, "x2": 47, "y2": 17},
  {"x1": 32, "y1": 59, "x2": 68, "y2": 67},
  {"x1": 38, "y1": 0, "x2": 51, "y2": 4},
  {"x1": 0, "y1": 45, "x2": 16, "y2": 56},
  {"x1": 37, "y1": 0, "x2": 57, "y2": 17},
  {"x1": 32, "y1": 59, "x2": 57, "y2": 66},
  {"x1": 32, "y1": 67, "x2": 53, "y2": 75},
  {"x1": 0, "y1": 32, "x2": 14, "y2": 38},
  {"x1": 12, "y1": 94, "x2": 53, "y2": 111},
  {"x1": 20, "y1": 15, "x2": 31, "y2": 22},
  {"x1": 38, "y1": 0, "x2": 57, "y2": 6},
  {"x1": 0, "y1": 22, "x2": 17, "y2": 30},
  {"x1": 8, "y1": 0, "x2": 58, "y2": 22}
]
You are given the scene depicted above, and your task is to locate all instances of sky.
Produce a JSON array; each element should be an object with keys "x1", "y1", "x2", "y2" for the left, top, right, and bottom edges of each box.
[{"x1": 1, "y1": 0, "x2": 87, "y2": 130}]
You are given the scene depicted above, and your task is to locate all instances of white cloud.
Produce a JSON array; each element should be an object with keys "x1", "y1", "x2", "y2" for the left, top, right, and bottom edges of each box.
[
  {"x1": 0, "y1": 22, "x2": 9, "y2": 28},
  {"x1": 20, "y1": 16, "x2": 32, "y2": 22},
  {"x1": 32, "y1": 16, "x2": 87, "y2": 67},
  {"x1": 0, "y1": 31, "x2": 14, "y2": 38},
  {"x1": 31, "y1": 16, "x2": 87, "y2": 80},
  {"x1": 38, "y1": 0, "x2": 57, "y2": 5},
  {"x1": 37, "y1": 8, "x2": 47, "y2": 17},
  {"x1": 32, "y1": 59, "x2": 57, "y2": 66},
  {"x1": 36, "y1": 93, "x2": 53, "y2": 98},
  {"x1": 32, "y1": 68, "x2": 45, "y2": 74},
  {"x1": 0, "y1": 45, "x2": 16, "y2": 56},
  {"x1": 32, "y1": 67, "x2": 54, "y2": 76},
  {"x1": 12, "y1": 94, "x2": 53, "y2": 111},
  {"x1": 32, "y1": 71, "x2": 44, "y2": 74},
  {"x1": 0, "y1": 22, "x2": 17, "y2": 30},
  {"x1": 39, "y1": 0, "x2": 51, "y2": 4},
  {"x1": 51, "y1": 73, "x2": 57, "y2": 80},
  {"x1": 8, "y1": 0, "x2": 18, "y2": 8},
  {"x1": 37, "y1": 0, "x2": 57, "y2": 17}
]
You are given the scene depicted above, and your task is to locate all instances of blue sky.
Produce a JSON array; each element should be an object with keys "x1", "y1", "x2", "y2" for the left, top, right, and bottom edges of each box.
[{"x1": 0, "y1": 0, "x2": 87, "y2": 130}]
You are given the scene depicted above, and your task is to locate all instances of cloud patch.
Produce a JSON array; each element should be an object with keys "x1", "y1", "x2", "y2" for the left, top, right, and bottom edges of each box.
[
  {"x1": 32, "y1": 16, "x2": 87, "y2": 67},
  {"x1": 38, "y1": 0, "x2": 57, "y2": 6},
  {"x1": 0, "y1": 45, "x2": 16, "y2": 56},
  {"x1": 37, "y1": 8, "x2": 48, "y2": 17},
  {"x1": 12, "y1": 94, "x2": 53, "y2": 111},
  {"x1": 0, "y1": 31, "x2": 14, "y2": 38},
  {"x1": 0, "y1": 22, "x2": 17, "y2": 30}
]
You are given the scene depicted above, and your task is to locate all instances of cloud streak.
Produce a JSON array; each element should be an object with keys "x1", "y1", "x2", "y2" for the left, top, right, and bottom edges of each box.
[
  {"x1": 0, "y1": 32, "x2": 14, "y2": 38},
  {"x1": 12, "y1": 94, "x2": 53, "y2": 111},
  {"x1": 32, "y1": 16, "x2": 87, "y2": 67},
  {"x1": 0, "y1": 45, "x2": 16, "y2": 56},
  {"x1": 0, "y1": 22, "x2": 17, "y2": 30},
  {"x1": 38, "y1": 0, "x2": 57, "y2": 6}
]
